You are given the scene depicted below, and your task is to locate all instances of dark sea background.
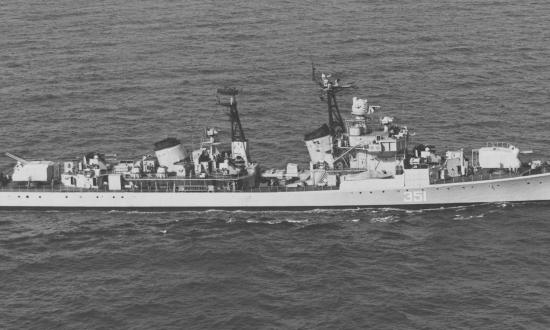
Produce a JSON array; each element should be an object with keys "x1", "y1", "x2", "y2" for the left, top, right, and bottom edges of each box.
[{"x1": 1, "y1": 0, "x2": 550, "y2": 329}]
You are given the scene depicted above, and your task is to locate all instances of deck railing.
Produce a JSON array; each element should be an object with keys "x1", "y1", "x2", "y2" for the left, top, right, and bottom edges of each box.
[
  {"x1": 1, "y1": 169, "x2": 545, "y2": 193},
  {"x1": 431, "y1": 169, "x2": 541, "y2": 185},
  {"x1": 0, "y1": 184, "x2": 340, "y2": 193}
]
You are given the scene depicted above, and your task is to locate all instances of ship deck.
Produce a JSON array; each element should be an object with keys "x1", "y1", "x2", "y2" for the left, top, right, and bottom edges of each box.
[
  {"x1": 431, "y1": 169, "x2": 546, "y2": 185},
  {"x1": 1, "y1": 169, "x2": 547, "y2": 193},
  {"x1": 0, "y1": 184, "x2": 340, "y2": 193}
]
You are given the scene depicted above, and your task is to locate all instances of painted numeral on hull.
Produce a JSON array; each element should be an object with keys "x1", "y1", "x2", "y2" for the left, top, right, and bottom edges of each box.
[{"x1": 404, "y1": 190, "x2": 427, "y2": 203}]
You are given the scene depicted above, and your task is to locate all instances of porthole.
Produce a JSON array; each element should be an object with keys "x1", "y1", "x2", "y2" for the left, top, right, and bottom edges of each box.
[{"x1": 26, "y1": 195, "x2": 29, "y2": 198}]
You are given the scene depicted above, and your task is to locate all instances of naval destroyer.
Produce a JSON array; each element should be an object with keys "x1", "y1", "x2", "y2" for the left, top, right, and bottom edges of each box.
[{"x1": 1, "y1": 67, "x2": 549, "y2": 209}]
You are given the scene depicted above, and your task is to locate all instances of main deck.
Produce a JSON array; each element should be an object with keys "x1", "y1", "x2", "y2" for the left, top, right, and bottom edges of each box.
[
  {"x1": 0, "y1": 168, "x2": 547, "y2": 194},
  {"x1": 1, "y1": 171, "x2": 549, "y2": 210}
]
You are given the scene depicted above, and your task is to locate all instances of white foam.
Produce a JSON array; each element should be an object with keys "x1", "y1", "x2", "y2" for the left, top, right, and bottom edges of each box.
[
  {"x1": 453, "y1": 213, "x2": 485, "y2": 221},
  {"x1": 370, "y1": 215, "x2": 399, "y2": 223}
]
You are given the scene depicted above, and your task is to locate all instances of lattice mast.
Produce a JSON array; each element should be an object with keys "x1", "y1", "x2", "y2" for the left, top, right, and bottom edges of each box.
[
  {"x1": 311, "y1": 63, "x2": 352, "y2": 136},
  {"x1": 217, "y1": 88, "x2": 246, "y2": 142},
  {"x1": 216, "y1": 88, "x2": 250, "y2": 165}
]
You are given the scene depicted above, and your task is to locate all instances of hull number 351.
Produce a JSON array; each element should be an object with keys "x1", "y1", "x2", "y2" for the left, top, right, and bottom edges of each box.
[{"x1": 403, "y1": 190, "x2": 427, "y2": 203}]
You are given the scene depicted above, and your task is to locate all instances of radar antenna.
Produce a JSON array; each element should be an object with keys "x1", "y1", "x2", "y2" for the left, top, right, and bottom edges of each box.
[{"x1": 311, "y1": 63, "x2": 354, "y2": 136}]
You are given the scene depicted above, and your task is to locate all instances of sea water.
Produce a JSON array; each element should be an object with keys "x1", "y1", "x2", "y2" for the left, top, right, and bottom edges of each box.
[{"x1": 1, "y1": 0, "x2": 550, "y2": 328}]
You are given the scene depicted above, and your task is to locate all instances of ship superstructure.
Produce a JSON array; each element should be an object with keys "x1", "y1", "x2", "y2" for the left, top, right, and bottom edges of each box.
[
  {"x1": 1, "y1": 70, "x2": 549, "y2": 209},
  {"x1": 2, "y1": 89, "x2": 259, "y2": 195},
  {"x1": 305, "y1": 71, "x2": 411, "y2": 175}
]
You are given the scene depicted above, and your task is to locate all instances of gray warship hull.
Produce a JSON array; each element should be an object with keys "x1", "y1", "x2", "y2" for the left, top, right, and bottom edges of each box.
[{"x1": 1, "y1": 172, "x2": 549, "y2": 210}]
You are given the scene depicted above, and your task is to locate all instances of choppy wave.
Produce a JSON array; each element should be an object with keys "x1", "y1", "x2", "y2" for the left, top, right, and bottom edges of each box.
[
  {"x1": 370, "y1": 215, "x2": 401, "y2": 223},
  {"x1": 2, "y1": 0, "x2": 550, "y2": 329},
  {"x1": 452, "y1": 213, "x2": 486, "y2": 221}
]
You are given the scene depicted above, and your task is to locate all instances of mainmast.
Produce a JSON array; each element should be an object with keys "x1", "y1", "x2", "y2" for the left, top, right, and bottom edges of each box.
[
  {"x1": 216, "y1": 87, "x2": 250, "y2": 165},
  {"x1": 217, "y1": 87, "x2": 246, "y2": 142}
]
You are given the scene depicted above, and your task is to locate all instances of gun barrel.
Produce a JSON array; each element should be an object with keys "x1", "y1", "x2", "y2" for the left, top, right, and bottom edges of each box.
[{"x1": 5, "y1": 152, "x2": 28, "y2": 164}]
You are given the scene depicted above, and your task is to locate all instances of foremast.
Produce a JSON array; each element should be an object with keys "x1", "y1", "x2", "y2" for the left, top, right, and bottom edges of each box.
[
  {"x1": 311, "y1": 63, "x2": 350, "y2": 137},
  {"x1": 306, "y1": 65, "x2": 410, "y2": 175}
]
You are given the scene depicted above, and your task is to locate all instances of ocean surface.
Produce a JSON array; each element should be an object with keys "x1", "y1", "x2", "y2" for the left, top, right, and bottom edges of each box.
[{"x1": 1, "y1": 0, "x2": 550, "y2": 328}]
